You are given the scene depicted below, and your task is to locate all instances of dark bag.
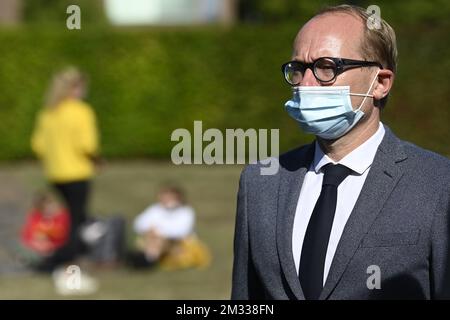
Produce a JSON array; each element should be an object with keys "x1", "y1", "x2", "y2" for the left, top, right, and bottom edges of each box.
[{"x1": 80, "y1": 216, "x2": 126, "y2": 265}]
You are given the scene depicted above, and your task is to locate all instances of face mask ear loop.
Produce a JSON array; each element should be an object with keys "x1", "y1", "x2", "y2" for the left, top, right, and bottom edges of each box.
[{"x1": 356, "y1": 69, "x2": 380, "y2": 111}]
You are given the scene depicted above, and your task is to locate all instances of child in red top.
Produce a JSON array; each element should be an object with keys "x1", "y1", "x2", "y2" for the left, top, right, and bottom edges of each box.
[{"x1": 21, "y1": 192, "x2": 70, "y2": 256}]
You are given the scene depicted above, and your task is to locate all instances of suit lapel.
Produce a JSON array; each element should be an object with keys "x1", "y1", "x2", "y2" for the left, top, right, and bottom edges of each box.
[
  {"x1": 276, "y1": 142, "x2": 315, "y2": 300},
  {"x1": 319, "y1": 126, "x2": 408, "y2": 299}
]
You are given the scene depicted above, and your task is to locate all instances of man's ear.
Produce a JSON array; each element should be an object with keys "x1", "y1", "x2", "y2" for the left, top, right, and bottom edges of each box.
[{"x1": 373, "y1": 69, "x2": 395, "y2": 100}]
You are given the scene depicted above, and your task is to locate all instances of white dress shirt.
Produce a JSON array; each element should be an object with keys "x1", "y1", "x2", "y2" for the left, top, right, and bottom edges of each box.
[
  {"x1": 133, "y1": 204, "x2": 195, "y2": 239},
  {"x1": 292, "y1": 122, "x2": 385, "y2": 285}
]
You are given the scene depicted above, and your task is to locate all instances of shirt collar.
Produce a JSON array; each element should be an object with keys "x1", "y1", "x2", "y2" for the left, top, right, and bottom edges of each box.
[{"x1": 312, "y1": 122, "x2": 385, "y2": 175}]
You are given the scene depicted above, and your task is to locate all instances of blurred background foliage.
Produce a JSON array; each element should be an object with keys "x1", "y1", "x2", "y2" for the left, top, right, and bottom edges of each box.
[{"x1": 0, "y1": 0, "x2": 449, "y2": 161}]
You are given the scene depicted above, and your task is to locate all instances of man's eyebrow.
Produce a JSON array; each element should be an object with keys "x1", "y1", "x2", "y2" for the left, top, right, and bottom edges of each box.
[
  {"x1": 291, "y1": 57, "x2": 312, "y2": 63},
  {"x1": 291, "y1": 55, "x2": 305, "y2": 62}
]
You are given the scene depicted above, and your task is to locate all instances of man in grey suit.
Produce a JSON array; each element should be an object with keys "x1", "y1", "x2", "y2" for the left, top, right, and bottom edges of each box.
[{"x1": 231, "y1": 4, "x2": 450, "y2": 300}]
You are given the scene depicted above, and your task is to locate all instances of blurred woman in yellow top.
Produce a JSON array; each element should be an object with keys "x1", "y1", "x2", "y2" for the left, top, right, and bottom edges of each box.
[{"x1": 31, "y1": 67, "x2": 99, "y2": 272}]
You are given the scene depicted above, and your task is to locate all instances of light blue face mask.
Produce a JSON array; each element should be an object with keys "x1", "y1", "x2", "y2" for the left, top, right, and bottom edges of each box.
[{"x1": 284, "y1": 71, "x2": 379, "y2": 140}]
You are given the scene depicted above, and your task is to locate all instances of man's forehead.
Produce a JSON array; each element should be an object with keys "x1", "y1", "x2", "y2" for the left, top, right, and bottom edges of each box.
[{"x1": 293, "y1": 13, "x2": 364, "y2": 60}]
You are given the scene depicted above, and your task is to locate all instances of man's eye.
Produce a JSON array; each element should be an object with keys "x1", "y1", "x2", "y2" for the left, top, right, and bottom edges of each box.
[{"x1": 317, "y1": 64, "x2": 334, "y2": 69}]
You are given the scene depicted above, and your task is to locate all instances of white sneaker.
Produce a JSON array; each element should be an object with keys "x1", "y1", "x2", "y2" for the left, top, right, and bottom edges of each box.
[{"x1": 52, "y1": 265, "x2": 99, "y2": 296}]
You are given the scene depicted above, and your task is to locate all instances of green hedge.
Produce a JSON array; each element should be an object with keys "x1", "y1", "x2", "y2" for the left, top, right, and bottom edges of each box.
[{"x1": 0, "y1": 21, "x2": 449, "y2": 161}]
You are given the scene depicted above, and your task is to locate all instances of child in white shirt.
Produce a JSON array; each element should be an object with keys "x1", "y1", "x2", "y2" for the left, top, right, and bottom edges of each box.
[{"x1": 129, "y1": 185, "x2": 211, "y2": 270}]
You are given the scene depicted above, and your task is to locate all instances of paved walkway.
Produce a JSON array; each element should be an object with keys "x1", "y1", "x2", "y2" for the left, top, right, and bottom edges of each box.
[{"x1": 0, "y1": 171, "x2": 32, "y2": 274}]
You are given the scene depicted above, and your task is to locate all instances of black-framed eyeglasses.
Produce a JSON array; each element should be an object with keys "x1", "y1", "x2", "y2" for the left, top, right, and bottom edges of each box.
[{"x1": 281, "y1": 57, "x2": 383, "y2": 85}]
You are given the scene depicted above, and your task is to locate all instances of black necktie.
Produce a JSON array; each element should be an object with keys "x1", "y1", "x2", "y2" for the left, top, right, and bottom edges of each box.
[{"x1": 299, "y1": 163, "x2": 352, "y2": 300}]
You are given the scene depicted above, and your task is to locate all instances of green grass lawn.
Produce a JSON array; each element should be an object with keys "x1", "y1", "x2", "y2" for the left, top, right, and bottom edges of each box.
[{"x1": 0, "y1": 160, "x2": 243, "y2": 299}]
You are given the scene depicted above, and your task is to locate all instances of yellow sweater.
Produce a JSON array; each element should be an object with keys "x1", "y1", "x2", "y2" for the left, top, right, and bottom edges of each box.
[{"x1": 31, "y1": 98, "x2": 99, "y2": 183}]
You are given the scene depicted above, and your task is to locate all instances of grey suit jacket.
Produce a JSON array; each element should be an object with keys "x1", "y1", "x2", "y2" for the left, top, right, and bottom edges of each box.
[{"x1": 231, "y1": 125, "x2": 450, "y2": 300}]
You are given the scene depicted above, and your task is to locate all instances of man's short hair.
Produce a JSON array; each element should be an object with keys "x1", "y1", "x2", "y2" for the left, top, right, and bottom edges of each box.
[{"x1": 316, "y1": 5, "x2": 398, "y2": 107}]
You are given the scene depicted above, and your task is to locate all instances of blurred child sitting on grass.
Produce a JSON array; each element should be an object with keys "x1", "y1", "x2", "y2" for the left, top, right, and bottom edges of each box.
[
  {"x1": 129, "y1": 185, "x2": 211, "y2": 270},
  {"x1": 20, "y1": 191, "x2": 70, "y2": 262}
]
